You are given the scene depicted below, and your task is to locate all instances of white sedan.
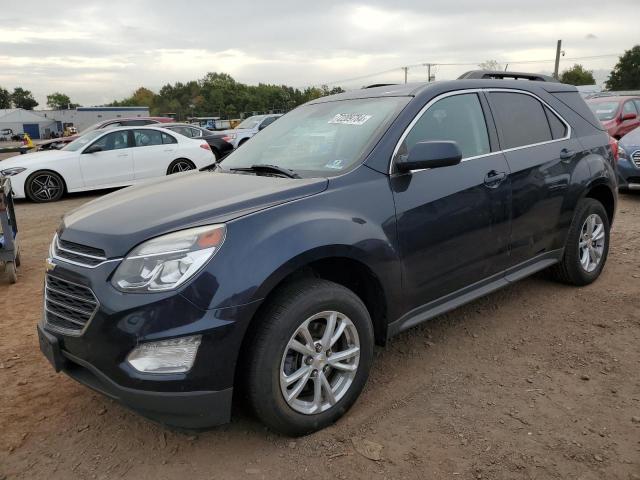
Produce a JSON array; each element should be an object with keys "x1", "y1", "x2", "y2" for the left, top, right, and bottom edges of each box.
[{"x1": 0, "y1": 126, "x2": 216, "y2": 202}]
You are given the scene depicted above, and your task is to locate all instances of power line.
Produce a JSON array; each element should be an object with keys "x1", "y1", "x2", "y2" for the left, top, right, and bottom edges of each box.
[{"x1": 322, "y1": 53, "x2": 621, "y2": 86}]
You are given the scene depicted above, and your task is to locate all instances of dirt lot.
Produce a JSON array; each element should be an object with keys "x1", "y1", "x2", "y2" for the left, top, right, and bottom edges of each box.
[{"x1": 1, "y1": 162, "x2": 639, "y2": 479}]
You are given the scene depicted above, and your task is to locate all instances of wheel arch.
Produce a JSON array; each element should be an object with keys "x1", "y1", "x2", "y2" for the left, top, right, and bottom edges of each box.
[
  {"x1": 251, "y1": 248, "x2": 390, "y2": 345},
  {"x1": 25, "y1": 168, "x2": 68, "y2": 197},
  {"x1": 583, "y1": 179, "x2": 616, "y2": 224}
]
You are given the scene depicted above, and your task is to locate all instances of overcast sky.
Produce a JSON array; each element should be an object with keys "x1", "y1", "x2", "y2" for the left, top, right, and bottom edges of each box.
[{"x1": 0, "y1": 0, "x2": 637, "y2": 107}]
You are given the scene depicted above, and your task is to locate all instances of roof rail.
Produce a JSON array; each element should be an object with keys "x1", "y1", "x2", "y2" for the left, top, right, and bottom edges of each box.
[
  {"x1": 458, "y1": 70, "x2": 558, "y2": 82},
  {"x1": 363, "y1": 83, "x2": 398, "y2": 89}
]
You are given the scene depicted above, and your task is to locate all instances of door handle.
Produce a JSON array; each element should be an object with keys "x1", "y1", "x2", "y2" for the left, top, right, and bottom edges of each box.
[
  {"x1": 117, "y1": 153, "x2": 128, "y2": 157},
  {"x1": 484, "y1": 170, "x2": 507, "y2": 188},
  {"x1": 559, "y1": 148, "x2": 575, "y2": 160}
]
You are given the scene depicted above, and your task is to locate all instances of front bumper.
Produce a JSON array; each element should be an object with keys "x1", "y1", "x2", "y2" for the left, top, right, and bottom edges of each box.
[
  {"x1": 39, "y1": 322, "x2": 232, "y2": 428},
  {"x1": 38, "y1": 257, "x2": 261, "y2": 428},
  {"x1": 616, "y1": 156, "x2": 640, "y2": 189}
]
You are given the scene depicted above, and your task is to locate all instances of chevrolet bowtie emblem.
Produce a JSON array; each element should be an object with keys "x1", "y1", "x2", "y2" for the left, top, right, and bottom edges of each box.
[{"x1": 45, "y1": 258, "x2": 56, "y2": 272}]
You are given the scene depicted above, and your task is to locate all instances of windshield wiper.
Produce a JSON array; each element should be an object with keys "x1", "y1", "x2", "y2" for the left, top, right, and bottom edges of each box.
[{"x1": 229, "y1": 164, "x2": 301, "y2": 179}]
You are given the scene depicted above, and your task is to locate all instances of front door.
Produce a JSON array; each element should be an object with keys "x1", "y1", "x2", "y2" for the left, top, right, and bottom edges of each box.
[
  {"x1": 391, "y1": 92, "x2": 511, "y2": 312},
  {"x1": 79, "y1": 130, "x2": 134, "y2": 187}
]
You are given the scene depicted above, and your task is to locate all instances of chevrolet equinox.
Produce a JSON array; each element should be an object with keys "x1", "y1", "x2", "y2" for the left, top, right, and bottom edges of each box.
[{"x1": 38, "y1": 74, "x2": 618, "y2": 436}]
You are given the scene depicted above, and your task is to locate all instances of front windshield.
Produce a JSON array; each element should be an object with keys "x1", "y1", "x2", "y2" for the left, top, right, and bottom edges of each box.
[
  {"x1": 236, "y1": 116, "x2": 265, "y2": 129},
  {"x1": 62, "y1": 130, "x2": 104, "y2": 151},
  {"x1": 588, "y1": 101, "x2": 619, "y2": 121},
  {"x1": 221, "y1": 97, "x2": 408, "y2": 175}
]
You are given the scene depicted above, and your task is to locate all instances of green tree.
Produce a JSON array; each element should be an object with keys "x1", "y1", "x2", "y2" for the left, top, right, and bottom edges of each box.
[
  {"x1": 560, "y1": 64, "x2": 596, "y2": 86},
  {"x1": 605, "y1": 45, "x2": 640, "y2": 90},
  {"x1": 109, "y1": 72, "x2": 345, "y2": 118},
  {"x1": 0, "y1": 86, "x2": 10, "y2": 109},
  {"x1": 46, "y1": 92, "x2": 79, "y2": 109},
  {"x1": 11, "y1": 87, "x2": 38, "y2": 110}
]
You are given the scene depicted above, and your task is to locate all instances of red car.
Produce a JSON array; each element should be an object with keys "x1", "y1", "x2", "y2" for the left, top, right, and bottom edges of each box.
[
  {"x1": 586, "y1": 95, "x2": 640, "y2": 139},
  {"x1": 38, "y1": 117, "x2": 174, "y2": 150}
]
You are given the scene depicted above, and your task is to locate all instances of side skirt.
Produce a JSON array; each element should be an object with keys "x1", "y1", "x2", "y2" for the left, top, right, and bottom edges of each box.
[{"x1": 386, "y1": 249, "x2": 563, "y2": 339}]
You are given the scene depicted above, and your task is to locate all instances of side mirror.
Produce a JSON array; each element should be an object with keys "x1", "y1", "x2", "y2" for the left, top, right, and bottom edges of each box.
[
  {"x1": 621, "y1": 112, "x2": 637, "y2": 121},
  {"x1": 395, "y1": 141, "x2": 462, "y2": 172},
  {"x1": 84, "y1": 145, "x2": 102, "y2": 154}
]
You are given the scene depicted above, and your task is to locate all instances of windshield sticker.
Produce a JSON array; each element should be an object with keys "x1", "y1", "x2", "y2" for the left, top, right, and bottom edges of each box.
[
  {"x1": 325, "y1": 159, "x2": 345, "y2": 170},
  {"x1": 596, "y1": 109, "x2": 615, "y2": 114},
  {"x1": 328, "y1": 113, "x2": 372, "y2": 126}
]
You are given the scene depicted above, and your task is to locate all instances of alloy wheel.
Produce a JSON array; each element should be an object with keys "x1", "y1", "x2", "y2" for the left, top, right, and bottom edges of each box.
[
  {"x1": 30, "y1": 174, "x2": 62, "y2": 201},
  {"x1": 170, "y1": 161, "x2": 194, "y2": 173},
  {"x1": 579, "y1": 213, "x2": 605, "y2": 272},
  {"x1": 280, "y1": 311, "x2": 360, "y2": 415}
]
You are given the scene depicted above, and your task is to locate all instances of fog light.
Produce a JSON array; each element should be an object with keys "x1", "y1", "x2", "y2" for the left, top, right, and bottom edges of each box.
[{"x1": 127, "y1": 335, "x2": 201, "y2": 374}]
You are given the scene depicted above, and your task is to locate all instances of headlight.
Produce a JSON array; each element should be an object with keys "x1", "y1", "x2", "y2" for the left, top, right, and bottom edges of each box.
[
  {"x1": 127, "y1": 335, "x2": 202, "y2": 373},
  {"x1": 0, "y1": 167, "x2": 26, "y2": 176},
  {"x1": 112, "y1": 224, "x2": 226, "y2": 292}
]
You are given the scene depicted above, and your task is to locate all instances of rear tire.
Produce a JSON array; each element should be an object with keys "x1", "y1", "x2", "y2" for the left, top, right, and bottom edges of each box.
[
  {"x1": 244, "y1": 279, "x2": 374, "y2": 436},
  {"x1": 167, "y1": 159, "x2": 196, "y2": 175},
  {"x1": 550, "y1": 198, "x2": 610, "y2": 286}
]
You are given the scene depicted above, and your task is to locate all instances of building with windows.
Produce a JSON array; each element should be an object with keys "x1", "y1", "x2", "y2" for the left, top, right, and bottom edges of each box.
[{"x1": 37, "y1": 106, "x2": 151, "y2": 134}]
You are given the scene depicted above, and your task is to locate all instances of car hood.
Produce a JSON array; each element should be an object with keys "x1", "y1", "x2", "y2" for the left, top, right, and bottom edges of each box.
[
  {"x1": 60, "y1": 170, "x2": 329, "y2": 257},
  {"x1": 620, "y1": 126, "x2": 640, "y2": 149},
  {"x1": 0, "y1": 149, "x2": 75, "y2": 169}
]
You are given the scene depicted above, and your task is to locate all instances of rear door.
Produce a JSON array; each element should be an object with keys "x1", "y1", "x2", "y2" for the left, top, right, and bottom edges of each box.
[
  {"x1": 132, "y1": 129, "x2": 179, "y2": 180},
  {"x1": 487, "y1": 90, "x2": 581, "y2": 267},
  {"x1": 79, "y1": 130, "x2": 134, "y2": 187},
  {"x1": 391, "y1": 91, "x2": 512, "y2": 311}
]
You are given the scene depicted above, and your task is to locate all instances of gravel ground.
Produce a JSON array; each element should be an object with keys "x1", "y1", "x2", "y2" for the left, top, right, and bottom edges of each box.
[{"x1": 0, "y1": 156, "x2": 639, "y2": 479}]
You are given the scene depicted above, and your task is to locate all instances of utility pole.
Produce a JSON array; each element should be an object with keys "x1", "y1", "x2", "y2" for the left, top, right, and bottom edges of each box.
[
  {"x1": 553, "y1": 40, "x2": 562, "y2": 79},
  {"x1": 426, "y1": 63, "x2": 432, "y2": 82},
  {"x1": 402, "y1": 66, "x2": 408, "y2": 84}
]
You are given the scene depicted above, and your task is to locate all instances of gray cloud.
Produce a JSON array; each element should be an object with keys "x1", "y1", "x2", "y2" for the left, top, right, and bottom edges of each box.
[{"x1": 0, "y1": 0, "x2": 637, "y2": 105}]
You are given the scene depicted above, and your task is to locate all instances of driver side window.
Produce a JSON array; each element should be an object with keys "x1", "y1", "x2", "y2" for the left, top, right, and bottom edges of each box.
[
  {"x1": 90, "y1": 131, "x2": 130, "y2": 151},
  {"x1": 397, "y1": 93, "x2": 490, "y2": 162}
]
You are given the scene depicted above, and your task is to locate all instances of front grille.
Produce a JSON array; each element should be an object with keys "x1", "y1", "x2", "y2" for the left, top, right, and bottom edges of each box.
[
  {"x1": 632, "y1": 150, "x2": 640, "y2": 168},
  {"x1": 52, "y1": 235, "x2": 107, "y2": 267},
  {"x1": 44, "y1": 275, "x2": 98, "y2": 335}
]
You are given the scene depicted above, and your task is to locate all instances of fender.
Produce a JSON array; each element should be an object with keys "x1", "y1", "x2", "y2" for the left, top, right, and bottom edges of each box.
[{"x1": 181, "y1": 165, "x2": 403, "y2": 316}]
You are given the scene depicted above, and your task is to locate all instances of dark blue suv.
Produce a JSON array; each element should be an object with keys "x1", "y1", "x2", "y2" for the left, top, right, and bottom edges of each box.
[{"x1": 37, "y1": 75, "x2": 617, "y2": 436}]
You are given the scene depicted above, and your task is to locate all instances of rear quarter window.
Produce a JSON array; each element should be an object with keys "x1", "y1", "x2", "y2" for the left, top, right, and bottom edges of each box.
[
  {"x1": 488, "y1": 92, "x2": 552, "y2": 149},
  {"x1": 554, "y1": 92, "x2": 604, "y2": 130}
]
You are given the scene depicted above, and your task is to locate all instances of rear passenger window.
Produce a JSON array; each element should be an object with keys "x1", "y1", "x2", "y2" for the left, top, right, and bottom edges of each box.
[
  {"x1": 134, "y1": 129, "x2": 163, "y2": 147},
  {"x1": 489, "y1": 92, "x2": 552, "y2": 149},
  {"x1": 544, "y1": 106, "x2": 567, "y2": 140},
  {"x1": 162, "y1": 132, "x2": 177, "y2": 144},
  {"x1": 400, "y1": 93, "x2": 490, "y2": 160}
]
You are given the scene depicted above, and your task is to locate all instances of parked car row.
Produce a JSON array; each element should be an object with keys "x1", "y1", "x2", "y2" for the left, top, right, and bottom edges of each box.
[
  {"x1": 586, "y1": 95, "x2": 640, "y2": 139},
  {"x1": 37, "y1": 116, "x2": 175, "y2": 150},
  {"x1": 36, "y1": 73, "x2": 617, "y2": 435},
  {"x1": 0, "y1": 126, "x2": 216, "y2": 202},
  {"x1": 584, "y1": 94, "x2": 640, "y2": 191}
]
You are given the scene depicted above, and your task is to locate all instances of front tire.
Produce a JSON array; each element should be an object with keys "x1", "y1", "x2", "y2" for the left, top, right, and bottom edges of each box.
[
  {"x1": 25, "y1": 170, "x2": 65, "y2": 202},
  {"x1": 551, "y1": 198, "x2": 610, "y2": 285},
  {"x1": 245, "y1": 279, "x2": 374, "y2": 436}
]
